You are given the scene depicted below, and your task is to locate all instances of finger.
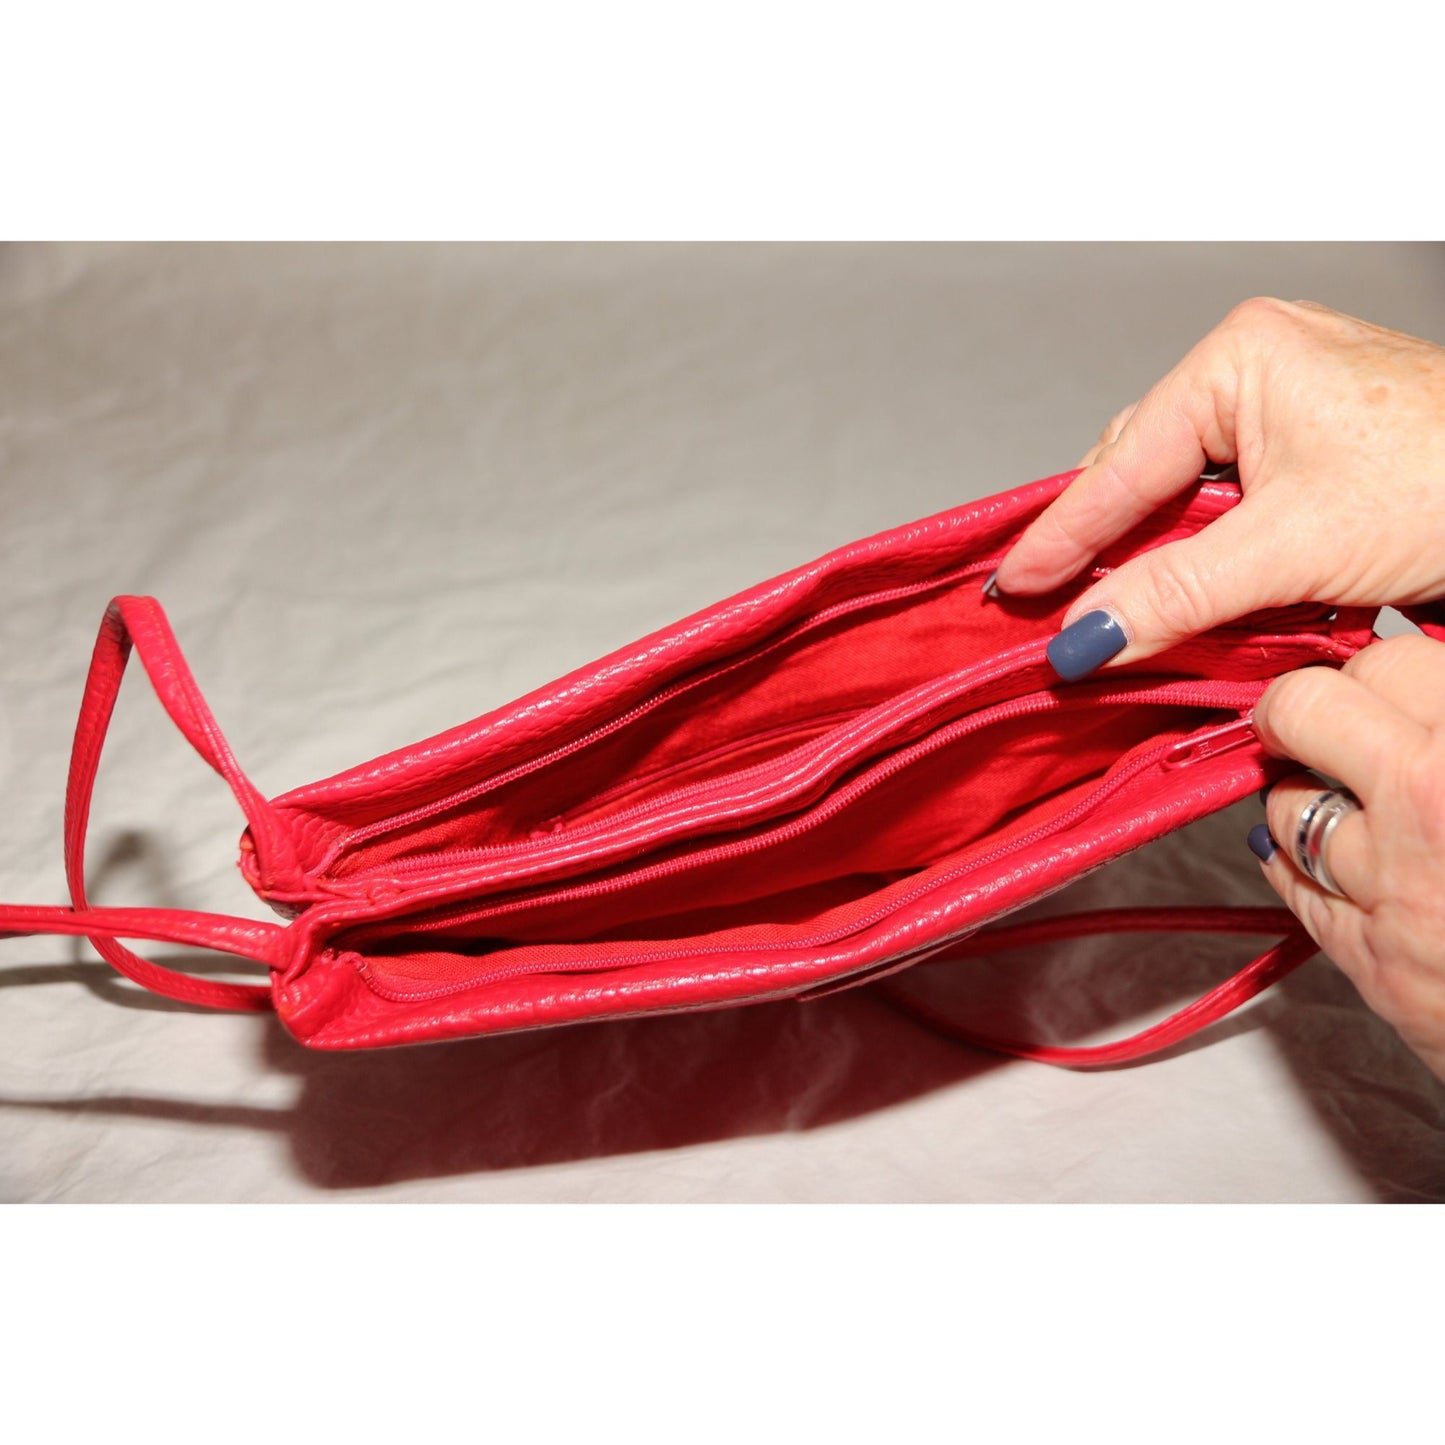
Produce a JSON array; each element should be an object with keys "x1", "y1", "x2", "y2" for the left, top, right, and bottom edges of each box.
[
  {"x1": 1248, "y1": 820, "x2": 1373, "y2": 970},
  {"x1": 1341, "y1": 632, "x2": 1445, "y2": 729},
  {"x1": 996, "y1": 328, "x2": 1242, "y2": 594},
  {"x1": 1252, "y1": 665, "x2": 1429, "y2": 804},
  {"x1": 1265, "y1": 769, "x2": 1377, "y2": 910},
  {"x1": 1076, "y1": 402, "x2": 1139, "y2": 468},
  {"x1": 1047, "y1": 498, "x2": 1298, "y2": 671}
]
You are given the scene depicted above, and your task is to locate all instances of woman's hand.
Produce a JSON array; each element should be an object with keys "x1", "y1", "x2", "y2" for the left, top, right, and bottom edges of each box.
[
  {"x1": 1250, "y1": 636, "x2": 1445, "y2": 1082},
  {"x1": 992, "y1": 297, "x2": 1445, "y2": 1081},
  {"x1": 993, "y1": 298, "x2": 1445, "y2": 673}
]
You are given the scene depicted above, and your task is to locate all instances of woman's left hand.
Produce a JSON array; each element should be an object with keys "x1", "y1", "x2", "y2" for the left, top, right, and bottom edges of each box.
[{"x1": 1252, "y1": 632, "x2": 1445, "y2": 1082}]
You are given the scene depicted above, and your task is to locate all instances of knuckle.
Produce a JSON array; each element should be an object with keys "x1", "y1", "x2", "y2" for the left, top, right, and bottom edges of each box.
[
  {"x1": 1295, "y1": 886, "x2": 1337, "y2": 947},
  {"x1": 1283, "y1": 896, "x2": 1317, "y2": 948},
  {"x1": 1402, "y1": 745, "x2": 1445, "y2": 846},
  {"x1": 1266, "y1": 789, "x2": 1301, "y2": 851},
  {"x1": 1264, "y1": 665, "x2": 1335, "y2": 726},
  {"x1": 1106, "y1": 404, "x2": 1134, "y2": 438},
  {"x1": 1092, "y1": 451, "x2": 1153, "y2": 515},
  {"x1": 1225, "y1": 295, "x2": 1294, "y2": 331},
  {"x1": 1133, "y1": 553, "x2": 1216, "y2": 639},
  {"x1": 1038, "y1": 499, "x2": 1096, "y2": 560}
]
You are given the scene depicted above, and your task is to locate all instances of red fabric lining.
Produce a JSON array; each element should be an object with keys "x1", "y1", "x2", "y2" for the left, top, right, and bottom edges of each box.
[
  {"x1": 323, "y1": 604, "x2": 1341, "y2": 885},
  {"x1": 350, "y1": 701, "x2": 1228, "y2": 992},
  {"x1": 3, "y1": 471, "x2": 1401, "y2": 1061},
  {"x1": 325, "y1": 563, "x2": 1074, "y2": 873}
]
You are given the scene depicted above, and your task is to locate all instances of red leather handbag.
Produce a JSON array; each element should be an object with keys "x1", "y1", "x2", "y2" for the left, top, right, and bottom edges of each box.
[{"x1": 3, "y1": 469, "x2": 1431, "y2": 1065}]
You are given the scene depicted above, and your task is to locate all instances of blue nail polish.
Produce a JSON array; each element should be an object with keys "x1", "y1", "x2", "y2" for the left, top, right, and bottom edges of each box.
[
  {"x1": 1046, "y1": 610, "x2": 1128, "y2": 681},
  {"x1": 1247, "y1": 824, "x2": 1278, "y2": 863},
  {"x1": 1257, "y1": 782, "x2": 1275, "y2": 806},
  {"x1": 981, "y1": 570, "x2": 1002, "y2": 600}
]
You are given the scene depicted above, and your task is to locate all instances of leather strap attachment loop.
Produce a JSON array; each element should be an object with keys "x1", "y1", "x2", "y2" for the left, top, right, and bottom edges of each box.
[{"x1": 38, "y1": 597, "x2": 300, "y2": 1010}]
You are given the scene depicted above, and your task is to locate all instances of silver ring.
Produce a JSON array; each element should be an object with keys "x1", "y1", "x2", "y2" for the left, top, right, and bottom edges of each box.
[{"x1": 1295, "y1": 788, "x2": 1362, "y2": 898}]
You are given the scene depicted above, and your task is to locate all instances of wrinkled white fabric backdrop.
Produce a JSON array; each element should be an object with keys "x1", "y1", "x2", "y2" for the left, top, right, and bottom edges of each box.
[{"x1": 2, "y1": 242, "x2": 1442, "y2": 1202}]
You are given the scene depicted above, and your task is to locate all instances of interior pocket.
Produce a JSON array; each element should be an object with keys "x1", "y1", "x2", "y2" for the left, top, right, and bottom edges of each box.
[
  {"x1": 333, "y1": 645, "x2": 1057, "y2": 901},
  {"x1": 343, "y1": 687, "x2": 1248, "y2": 999},
  {"x1": 516, "y1": 707, "x2": 861, "y2": 835},
  {"x1": 315, "y1": 541, "x2": 1346, "y2": 887},
  {"x1": 320, "y1": 557, "x2": 1077, "y2": 877}
]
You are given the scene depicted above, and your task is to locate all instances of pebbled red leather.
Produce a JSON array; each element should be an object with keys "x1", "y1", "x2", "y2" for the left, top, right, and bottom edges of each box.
[{"x1": 6, "y1": 469, "x2": 1442, "y2": 1065}]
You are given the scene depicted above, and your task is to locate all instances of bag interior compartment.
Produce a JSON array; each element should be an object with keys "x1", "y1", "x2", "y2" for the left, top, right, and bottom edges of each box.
[
  {"x1": 322, "y1": 560, "x2": 1076, "y2": 877},
  {"x1": 344, "y1": 697, "x2": 1237, "y2": 997},
  {"x1": 317, "y1": 557, "x2": 1345, "y2": 889}
]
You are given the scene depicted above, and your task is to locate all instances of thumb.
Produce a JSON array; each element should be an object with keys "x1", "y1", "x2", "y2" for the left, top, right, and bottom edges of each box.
[{"x1": 1044, "y1": 504, "x2": 1294, "y2": 681}]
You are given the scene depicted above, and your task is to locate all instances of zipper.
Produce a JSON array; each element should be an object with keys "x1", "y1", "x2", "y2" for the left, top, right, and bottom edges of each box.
[
  {"x1": 352, "y1": 678, "x2": 1264, "y2": 1002},
  {"x1": 1161, "y1": 714, "x2": 1257, "y2": 768},
  {"x1": 315, "y1": 555, "x2": 1004, "y2": 877},
  {"x1": 340, "y1": 637, "x2": 1054, "y2": 889},
  {"x1": 355, "y1": 673, "x2": 1261, "y2": 922},
  {"x1": 528, "y1": 706, "x2": 862, "y2": 836}
]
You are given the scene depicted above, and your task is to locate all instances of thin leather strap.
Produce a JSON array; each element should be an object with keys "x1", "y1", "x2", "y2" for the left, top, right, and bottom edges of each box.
[
  {"x1": 52, "y1": 597, "x2": 296, "y2": 1010},
  {"x1": 0, "y1": 901, "x2": 285, "y2": 1010},
  {"x1": 0, "y1": 905, "x2": 285, "y2": 963},
  {"x1": 876, "y1": 906, "x2": 1317, "y2": 1068}
]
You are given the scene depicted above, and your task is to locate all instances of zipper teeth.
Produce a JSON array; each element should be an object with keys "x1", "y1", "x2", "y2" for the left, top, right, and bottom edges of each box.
[
  {"x1": 537, "y1": 705, "x2": 862, "y2": 833},
  {"x1": 316, "y1": 556, "x2": 1000, "y2": 876},
  {"x1": 355, "y1": 679, "x2": 1262, "y2": 1003},
  {"x1": 365, "y1": 662, "x2": 1057, "y2": 916},
  {"x1": 366, "y1": 676, "x2": 1252, "y2": 933},
  {"x1": 372, "y1": 639, "x2": 1046, "y2": 880}
]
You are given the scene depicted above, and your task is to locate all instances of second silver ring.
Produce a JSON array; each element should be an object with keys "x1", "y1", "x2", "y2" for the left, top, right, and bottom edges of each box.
[{"x1": 1295, "y1": 787, "x2": 1362, "y2": 898}]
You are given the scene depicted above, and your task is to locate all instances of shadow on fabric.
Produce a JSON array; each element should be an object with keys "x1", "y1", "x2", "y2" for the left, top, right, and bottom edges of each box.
[{"x1": 2, "y1": 810, "x2": 1443, "y2": 1197}]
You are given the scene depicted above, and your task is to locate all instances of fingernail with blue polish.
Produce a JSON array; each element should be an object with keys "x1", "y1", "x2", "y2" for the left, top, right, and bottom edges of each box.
[
  {"x1": 1257, "y1": 782, "x2": 1275, "y2": 806},
  {"x1": 1046, "y1": 610, "x2": 1128, "y2": 681},
  {"x1": 981, "y1": 570, "x2": 1002, "y2": 600},
  {"x1": 1247, "y1": 824, "x2": 1278, "y2": 863}
]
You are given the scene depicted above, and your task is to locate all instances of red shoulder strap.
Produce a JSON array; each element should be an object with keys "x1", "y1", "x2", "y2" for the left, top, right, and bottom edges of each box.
[
  {"x1": 0, "y1": 906, "x2": 285, "y2": 964},
  {"x1": 876, "y1": 906, "x2": 1318, "y2": 1068},
  {"x1": 0, "y1": 598, "x2": 295, "y2": 1011}
]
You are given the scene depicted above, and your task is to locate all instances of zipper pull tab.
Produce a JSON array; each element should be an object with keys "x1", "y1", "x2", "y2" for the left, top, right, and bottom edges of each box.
[{"x1": 1162, "y1": 714, "x2": 1257, "y2": 770}]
